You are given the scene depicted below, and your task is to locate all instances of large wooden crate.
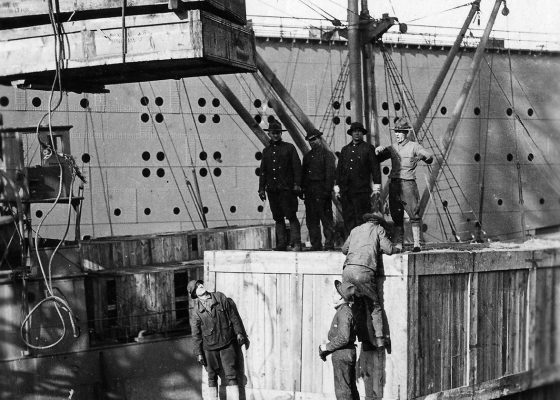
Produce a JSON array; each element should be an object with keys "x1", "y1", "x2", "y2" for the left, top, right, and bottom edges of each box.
[
  {"x1": 0, "y1": 10, "x2": 256, "y2": 89},
  {"x1": 0, "y1": 0, "x2": 247, "y2": 28},
  {"x1": 204, "y1": 243, "x2": 560, "y2": 400}
]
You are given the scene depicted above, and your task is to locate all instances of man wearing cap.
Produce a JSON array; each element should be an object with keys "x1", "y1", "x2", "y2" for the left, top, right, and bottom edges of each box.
[
  {"x1": 375, "y1": 118, "x2": 433, "y2": 252},
  {"x1": 187, "y1": 280, "x2": 248, "y2": 400},
  {"x1": 258, "y1": 119, "x2": 303, "y2": 251},
  {"x1": 341, "y1": 212, "x2": 399, "y2": 350},
  {"x1": 335, "y1": 122, "x2": 382, "y2": 236},
  {"x1": 318, "y1": 280, "x2": 359, "y2": 400},
  {"x1": 301, "y1": 129, "x2": 336, "y2": 250}
]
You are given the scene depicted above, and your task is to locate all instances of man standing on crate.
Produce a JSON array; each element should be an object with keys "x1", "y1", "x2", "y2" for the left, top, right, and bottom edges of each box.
[
  {"x1": 258, "y1": 118, "x2": 303, "y2": 251},
  {"x1": 375, "y1": 118, "x2": 433, "y2": 252},
  {"x1": 188, "y1": 279, "x2": 249, "y2": 400}
]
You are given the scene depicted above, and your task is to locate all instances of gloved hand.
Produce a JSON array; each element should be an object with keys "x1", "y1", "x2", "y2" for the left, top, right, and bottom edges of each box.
[
  {"x1": 237, "y1": 333, "x2": 250, "y2": 349},
  {"x1": 423, "y1": 155, "x2": 434, "y2": 164},
  {"x1": 258, "y1": 190, "x2": 266, "y2": 201},
  {"x1": 318, "y1": 345, "x2": 328, "y2": 362},
  {"x1": 298, "y1": 191, "x2": 305, "y2": 200},
  {"x1": 375, "y1": 146, "x2": 386, "y2": 156},
  {"x1": 333, "y1": 185, "x2": 341, "y2": 200},
  {"x1": 371, "y1": 183, "x2": 381, "y2": 195},
  {"x1": 197, "y1": 354, "x2": 207, "y2": 367}
]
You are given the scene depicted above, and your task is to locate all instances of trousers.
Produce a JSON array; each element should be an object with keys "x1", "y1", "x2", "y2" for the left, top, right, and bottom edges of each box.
[
  {"x1": 332, "y1": 348, "x2": 359, "y2": 400},
  {"x1": 389, "y1": 179, "x2": 421, "y2": 226},
  {"x1": 304, "y1": 195, "x2": 334, "y2": 249},
  {"x1": 204, "y1": 343, "x2": 238, "y2": 387}
]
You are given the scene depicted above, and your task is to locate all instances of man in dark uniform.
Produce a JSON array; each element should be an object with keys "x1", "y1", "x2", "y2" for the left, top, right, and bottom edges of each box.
[
  {"x1": 188, "y1": 279, "x2": 248, "y2": 400},
  {"x1": 318, "y1": 280, "x2": 359, "y2": 400},
  {"x1": 301, "y1": 129, "x2": 336, "y2": 250},
  {"x1": 335, "y1": 122, "x2": 382, "y2": 236},
  {"x1": 258, "y1": 119, "x2": 303, "y2": 251}
]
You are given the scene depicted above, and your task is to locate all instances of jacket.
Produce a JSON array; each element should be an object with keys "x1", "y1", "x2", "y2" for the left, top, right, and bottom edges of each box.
[
  {"x1": 377, "y1": 139, "x2": 433, "y2": 180},
  {"x1": 342, "y1": 221, "x2": 395, "y2": 271},
  {"x1": 259, "y1": 140, "x2": 302, "y2": 192},
  {"x1": 336, "y1": 140, "x2": 381, "y2": 194},
  {"x1": 302, "y1": 145, "x2": 336, "y2": 198},
  {"x1": 325, "y1": 303, "x2": 356, "y2": 352},
  {"x1": 190, "y1": 291, "x2": 244, "y2": 355}
]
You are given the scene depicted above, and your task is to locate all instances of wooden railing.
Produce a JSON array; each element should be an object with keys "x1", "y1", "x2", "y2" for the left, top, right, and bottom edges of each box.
[{"x1": 205, "y1": 244, "x2": 560, "y2": 399}]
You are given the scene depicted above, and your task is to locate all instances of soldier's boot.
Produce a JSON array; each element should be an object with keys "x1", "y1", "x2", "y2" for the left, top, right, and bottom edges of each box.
[
  {"x1": 274, "y1": 221, "x2": 287, "y2": 251},
  {"x1": 225, "y1": 385, "x2": 240, "y2": 400},
  {"x1": 207, "y1": 386, "x2": 218, "y2": 400},
  {"x1": 392, "y1": 225, "x2": 404, "y2": 251},
  {"x1": 412, "y1": 222, "x2": 422, "y2": 252}
]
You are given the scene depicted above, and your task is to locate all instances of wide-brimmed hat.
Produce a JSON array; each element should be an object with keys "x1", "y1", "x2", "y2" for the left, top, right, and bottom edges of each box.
[
  {"x1": 263, "y1": 120, "x2": 287, "y2": 132},
  {"x1": 187, "y1": 279, "x2": 203, "y2": 299},
  {"x1": 346, "y1": 122, "x2": 367, "y2": 135},
  {"x1": 305, "y1": 129, "x2": 323, "y2": 141},
  {"x1": 391, "y1": 118, "x2": 413, "y2": 133},
  {"x1": 335, "y1": 280, "x2": 356, "y2": 302}
]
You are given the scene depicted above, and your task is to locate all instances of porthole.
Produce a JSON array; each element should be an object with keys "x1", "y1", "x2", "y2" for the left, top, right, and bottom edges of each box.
[
  {"x1": 198, "y1": 115, "x2": 206, "y2": 123},
  {"x1": 32, "y1": 97, "x2": 41, "y2": 107},
  {"x1": 200, "y1": 168, "x2": 208, "y2": 177},
  {"x1": 474, "y1": 153, "x2": 481, "y2": 162},
  {"x1": 140, "y1": 97, "x2": 149, "y2": 106},
  {"x1": 144, "y1": 208, "x2": 151, "y2": 215},
  {"x1": 267, "y1": 101, "x2": 273, "y2": 108},
  {"x1": 141, "y1": 113, "x2": 149, "y2": 123},
  {"x1": 254, "y1": 115, "x2": 262, "y2": 123},
  {"x1": 254, "y1": 99, "x2": 262, "y2": 108},
  {"x1": 82, "y1": 153, "x2": 91, "y2": 163},
  {"x1": 267, "y1": 115, "x2": 276, "y2": 123},
  {"x1": 198, "y1": 98, "x2": 206, "y2": 107},
  {"x1": 35, "y1": 210, "x2": 43, "y2": 218},
  {"x1": 440, "y1": 106, "x2": 447, "y2": 115},
  {"x1": 474, "y1": 107, "x2": 480, "y2": 115},
  {"x1": 381, "y1": 102, "x2": 388, "y2": 110},
  {"x1": 497, "y1": 199, "x2": 503, "y2": 206},
  {"x1": 80, "y1": 98, "x2": 89, "y2": 109},
  {"x1": 203, "y1": 206, "x2": 209, "y2": 214},
  {"x1": 527, "y1": 108, "x2": 534, "y2": 117},
  {"x1": 382, "y1": 166, "x2": 390, "y2": 175},
  {"x1": 173, "y1": 207, "x2": 180, "y2": 215},
  {"x1": 114, "y1": 208, "x2": 121, "y2": 216},
  {"x1": 506, "y1": 108, "x2": 513, "y2": 116},
  {"x1": 422, "y1": 224, "x2": 428, "y2": 232},
  {"x1": 345, "y1": 117, "x2": 352, "y2": 125},
  {"x1": 381, "y1": 117, "x2": 389, "y2": 126},
  {"x1": 156, "y1": 168, "x2": 165, "y2": 177},
  {"x1": 213, "y1": 168, "x2": 222, "y2": 177},
  {"x1": 255, "y1": 152, "x2": 263, "y2": 161},
  {"x1": 255, "y1": 167, "x2": 261, "y2": 176},
  {"x1": 394, "y1": 102, "x2": 401, "y2": 111},
  {"x1": 0, "y1": 96, "x2": 9, "y2": 107},
  {"x1": 212, "y1": 114, "x2": 220, "y2": 123},
  {"x1": 142, "y1": 151, "x2": 150, "y2": 161},
  {"x1": 155, "y1": 113, "x2": 164, "y2": 123},
  {"x1": 333, "y1": 101, "x2": 341, "y2": 110},
  {"x1": 528, "y1": 153, "x2": 534, "y2": 162},
  {"x1": 155, "y1": 97, "x2": 164, "y2": 106},
  {"x1": 199, "y1": 151, "x2": 207, "y2": 161},
  {"x1": 333, "y1": 116, "x2": 340, "y2": 125},
  {"x1": 213, "y1": 151, "x2": 222, "y2": 161},
  {"x1": 212, "y1": 98, "x2": 220, "y2": 107},
  {"x1": 257, "y1": 205, "x2": 264, "y2": 212},
  {"x1": 156, "y1": 151, "x2": 165, "y2": 161},
  {"x1": 539, "y1": 198, "x2": 545, "y2": 205},
  {"x1": 142, "y1": 168, "x2": 151, "y2": 177},
  {"x1": 345, "y1": 101, "x2": 351, "y2": 110},
  {"x1": 442, "y1": 200, "x2": 449, "y2": 208},
  {"x1": 507, "y1": 153, "x2": 513, "y2": 162},
  {"x1": 230, "y1": 206, "x2": 237, "y2": 213}
]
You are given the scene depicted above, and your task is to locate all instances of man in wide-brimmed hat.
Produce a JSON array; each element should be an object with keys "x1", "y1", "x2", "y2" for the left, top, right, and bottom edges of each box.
[
  {"x1": 375, "y1": 117, "x2": 433, "y2": 252},
  {"x1": 340, "y1": 211, "x2": 399, "y2": 351},
  {"x1": 258, "y1": 118, "x2": 303, "y2": 251},
  {"x1": 301, "y1": 128, "x2": 336, "y2": 250},
  {"x1": 318, "y1": 279, "x2": 359, "y2": 400},
  {"x1": 335, "y1": 121, "x2": 382, "y2": 236},
  {"x1": 187, "y1": 280, "x2": 248, "y2": 400}
]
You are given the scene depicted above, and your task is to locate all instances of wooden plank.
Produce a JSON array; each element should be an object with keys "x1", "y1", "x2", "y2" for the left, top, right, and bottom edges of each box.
[
  {"x1": 408, "y1": 259, "x2": 419, "y2": 399},
  {"x1": 300, "y1": 274, "x2": 315, "y2": 393},
  {"x1": 263, "y1": 273, "x2": 277, "y2": 390},
  {"x1": 473, "y1": 250, "x2": 533, "y2": 273},
  {"x1": 553, "y1": 268, "x2": 560, "y2": 366},
  {"x1": 467, "y1": 272, "x2": 478, "y2": 386},
  {"x1": 276, "y1": 273, "x2": 291, "y2": 391},
  {"x1": 414, "y1": 252, "x2": 473, "y2": 275}
]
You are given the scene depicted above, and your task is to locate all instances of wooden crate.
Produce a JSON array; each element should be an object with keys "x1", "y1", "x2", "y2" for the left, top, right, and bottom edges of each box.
[
  {"x1": 204, "y1": 244, "x2": 560, "y2": 400},
  {"x1": 0, "y1": 10, "x2": 256, "y2": 89},
  {"x1": 0, "y1": 0, "x2": 247, "y2": 28}
]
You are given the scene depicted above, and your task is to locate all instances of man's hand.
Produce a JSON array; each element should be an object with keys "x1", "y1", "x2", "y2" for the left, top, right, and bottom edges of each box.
[
  {"x1": 423, "y1": 155, "x2": 434, "y2": 164},
  {"x1": 375, "y1": 146, "x2": 385, "y2": 156},
  {"x1": 371, "y1": 183, "x2": 381, "y2": 195},
  {"x1": 258, "y1": 190, "x2": 266, "y2": 201},
  {"x1": 333, "y1": 185, "x2": 341, "y2": 200},
  {"x1": 293, "y1": 185, "x2": 302, "y2": 195},
  {"x1": 237, "y1": 333, "x2": 250, "y2": 349},
  {"x1": 318, "y1": 344, "x2": 329, "y2": 362},
  {"x1": 197, "y1": 354, "x2": 207, "y2": 367}
]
